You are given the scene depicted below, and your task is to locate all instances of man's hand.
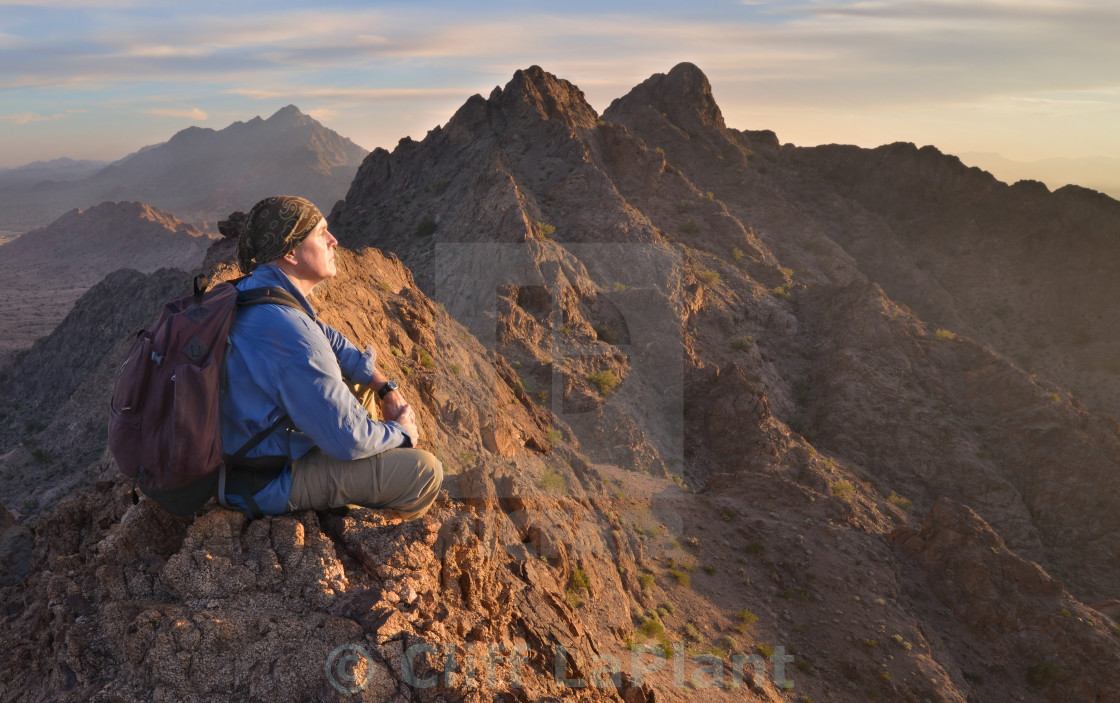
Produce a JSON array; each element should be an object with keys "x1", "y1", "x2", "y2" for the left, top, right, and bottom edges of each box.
[
  {"x1": 381, "y1": 389, "x2": 408, "y2": 419},
  {"x1": 392, "y1": 403, "x2": 420, "y2": 445}
]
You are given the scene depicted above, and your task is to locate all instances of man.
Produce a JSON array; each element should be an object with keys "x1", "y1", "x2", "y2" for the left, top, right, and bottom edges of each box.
[{"x1": 218, "y1": 195, "x2": 442, "y2": 519}]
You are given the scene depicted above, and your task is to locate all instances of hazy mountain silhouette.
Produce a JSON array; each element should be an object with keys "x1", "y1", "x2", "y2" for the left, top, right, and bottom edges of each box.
[
  {"x1": 0, "y1": 106, "x2": 367, "y2": 235},
  {"x1": 0, "y1": 202, "x2": 214, "y2": 365}
]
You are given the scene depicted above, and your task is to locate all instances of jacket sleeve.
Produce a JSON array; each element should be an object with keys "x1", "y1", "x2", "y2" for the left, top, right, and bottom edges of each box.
[
  {"x1": 273, "y1": 315, "x2": 410, "y2": 460},
  {"x1": 316, "y1": 320, "x2": 377, "y2": 386}
]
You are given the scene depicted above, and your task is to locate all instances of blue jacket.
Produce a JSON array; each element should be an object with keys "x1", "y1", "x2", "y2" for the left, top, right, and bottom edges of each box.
[{"x1": 219, "y1": 265, "x2": 413, "y2": 514}]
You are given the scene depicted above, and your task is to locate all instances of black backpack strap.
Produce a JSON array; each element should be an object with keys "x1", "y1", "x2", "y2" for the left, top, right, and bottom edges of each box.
[
  {"x1": 237, "y1": 286, "x2": 307, "y2": 314},
  {"x1": 227, "y1": 413, "x2": 291, "y2": 465},
  {"x1": 217, "y1": 284, "x2": 309, "y2": 519}
]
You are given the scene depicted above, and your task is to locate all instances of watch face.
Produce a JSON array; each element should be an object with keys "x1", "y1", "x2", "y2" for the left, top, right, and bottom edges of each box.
[{"x1": 386, "y1": 381, "x2": 398, "y2": 391}]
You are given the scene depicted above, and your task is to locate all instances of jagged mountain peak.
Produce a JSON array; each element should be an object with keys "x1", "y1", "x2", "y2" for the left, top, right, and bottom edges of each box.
[
  {"x1": 265, "y1": 103, "x2": 312, "y2": 128},
  {"x1": 490, "y1": 65, "x2": 599, "y2": 129},
  {"x1": 606, "y1": 60, "x2": 726, "y2": 133}
]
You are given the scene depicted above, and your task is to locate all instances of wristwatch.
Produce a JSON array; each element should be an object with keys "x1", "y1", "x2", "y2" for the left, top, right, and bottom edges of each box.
[{"x1": 377, "y1": 380, "x2": 399, "y2": 399}]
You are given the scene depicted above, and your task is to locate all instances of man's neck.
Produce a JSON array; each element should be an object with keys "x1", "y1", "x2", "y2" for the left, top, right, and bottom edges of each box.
[{"x1": 271, "y1": 263, "x2": 317, "y2": 297}]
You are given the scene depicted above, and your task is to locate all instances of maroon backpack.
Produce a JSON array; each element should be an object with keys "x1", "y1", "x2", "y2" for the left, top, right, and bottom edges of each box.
[{"x1": 108, "y1": 275, "x2": 303, "y2": 515}]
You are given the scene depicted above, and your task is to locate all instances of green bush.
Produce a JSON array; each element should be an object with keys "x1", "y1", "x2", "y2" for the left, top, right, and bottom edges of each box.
[
  {"x1": 570, "y1": 566, "x2": 590, "y2": 591},
  {"x1": 888, "y1": 491, "x2": 912, "y2": 511},
  {"x1": 586, "y1": 369, "x2": 619, "y2": 395},
  {"x1": 541, "y1": 466, "x2": 567, "y2": 494},
  {"x1": 594, "y1": 324, "x2": 619, "y2": 344},
  {"x1": 415, "y1": 216, "x2": 437, "y2": 237},
  {"x1": 1025, "y1": 658, "x2": 1057, "y2": 685}
]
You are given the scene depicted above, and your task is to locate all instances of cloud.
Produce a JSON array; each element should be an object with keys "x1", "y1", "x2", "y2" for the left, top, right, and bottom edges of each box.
[
  {"x1": 306, "y1": 107, "x2": 340, "y2": 122},
  {"x1": 146, "y1": 107, "x2": 209, "y2": 120},
  {"x1": 228, "y1": 87, "x2": 470, "y2": 101},
  {"x1": 0, "y1": 0, "x2": 142, "y2": 5},
  {"x1": 0, "y1": 111, "x2": 67, "y2": 124}
]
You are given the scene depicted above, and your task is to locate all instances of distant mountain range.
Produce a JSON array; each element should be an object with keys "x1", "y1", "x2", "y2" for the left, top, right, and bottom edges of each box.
[
  {"x1": 0, "y1": 157, "x2": 110, "y2": 189},
  {"x1": 959, "y1": 151, "x2": 1120, "y2": 200},
  {"x1": 0, "y1": 201, "x2": 214, "y2": 365},
  {"x1": 0, "y1": 105, "x2": 367, "y2": 235}
]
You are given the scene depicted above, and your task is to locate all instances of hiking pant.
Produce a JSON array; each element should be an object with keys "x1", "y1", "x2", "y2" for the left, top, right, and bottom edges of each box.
[{"x1": 286, "y1": 383, "x2": 442, "y2": 520}]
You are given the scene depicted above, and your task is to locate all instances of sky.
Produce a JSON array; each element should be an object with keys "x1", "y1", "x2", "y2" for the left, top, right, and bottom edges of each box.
[{"x1": 2, "y1": 0, "x2": 1119, "y2": 192}]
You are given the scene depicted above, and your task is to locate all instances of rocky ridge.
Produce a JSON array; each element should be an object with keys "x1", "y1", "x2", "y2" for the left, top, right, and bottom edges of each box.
[
  {"x1": 0, "y1": 63, "x2": 1119, "y2": 702},
  {"x1": 324, "y1": 63, "x2": 1120, "y2": 700}
]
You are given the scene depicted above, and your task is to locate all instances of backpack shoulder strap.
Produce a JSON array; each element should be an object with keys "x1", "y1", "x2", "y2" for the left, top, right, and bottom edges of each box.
[{"x1": 236, "y1": 286, "x2": 307, "y2": 315}]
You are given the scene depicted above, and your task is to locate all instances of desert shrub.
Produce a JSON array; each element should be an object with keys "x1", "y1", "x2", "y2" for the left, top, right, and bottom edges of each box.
[
  {"x1": 935, "y1": 328, "x2": 956, "y2": 341},
  {"x1": 888, "y1": 491, "x2": 912, "y2": 511},
  {"x1": 537, "y1": 221, "x2": 556, "y2": 238},
  {"x1": 681, "y1": 220, "x2": 699, "y2": 234},
  {"x1": 831, "y1": 480, "x2": 855, "y2": 499},
  {"x1": 789, "y1": 415, "x2": 817, "y2": 441},
  {"x1": 569, "y1": 566, "x2": 590, "y2": 591},
  {"x1": 594, "y1": 324, "x2": 619, "y2": 344},
  {"x1": 700, "y1": 270, "x2": 720, "y2": 286},
  {"x1": 541, "y1": 466, "x2": 567, "y2": 494},
  {"x1": 415, "y1": 216, "x2": 437, "y2": 237},
  {"x1": 586, "y1": 369, "x2": 619, "y2": 395},
  {"x1": 1027, "y1": 660, "x2": 1060, "y2": 686}
]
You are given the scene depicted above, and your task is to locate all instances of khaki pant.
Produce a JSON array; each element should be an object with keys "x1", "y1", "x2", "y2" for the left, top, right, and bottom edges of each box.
[{"x1": 286, "y1": 382, "x2": 442, "y2": 520}]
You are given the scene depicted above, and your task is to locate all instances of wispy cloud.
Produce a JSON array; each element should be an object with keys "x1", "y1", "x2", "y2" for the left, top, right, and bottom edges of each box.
[
  {"x1": 0, "y1": 0, "x2": 143, "y2": 5},
  {"x1": 2, "y1": 1, "x2": 1119, "y2": 168},
  {"x1": 0, "y1": 111, "x2": 74, "y2": 124},
  {"x1": 146, "y1": 107, "x2": 209, "y2": 120},
  {"x1": 228, "y1": 87, "x2": 470, "y2": 101},
  {"x1": 307, "y1": 107, "x2": 340, "y2": 122}
]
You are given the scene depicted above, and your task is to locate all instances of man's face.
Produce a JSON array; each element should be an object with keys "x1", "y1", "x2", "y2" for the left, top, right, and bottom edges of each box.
[{"x1": 285, "y1": 217, "x2": 337, "y2": 286}]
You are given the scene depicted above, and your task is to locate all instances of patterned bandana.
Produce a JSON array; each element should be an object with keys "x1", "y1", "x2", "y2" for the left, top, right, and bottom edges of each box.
[{"x1": 237, "y1": 196, "x2": 323, "y2": 273}]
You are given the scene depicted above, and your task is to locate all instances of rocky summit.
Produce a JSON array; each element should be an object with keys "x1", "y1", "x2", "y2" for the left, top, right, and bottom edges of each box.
[{"x1": 1, "y1": 64, "x2": 1120, "y2": 702}]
